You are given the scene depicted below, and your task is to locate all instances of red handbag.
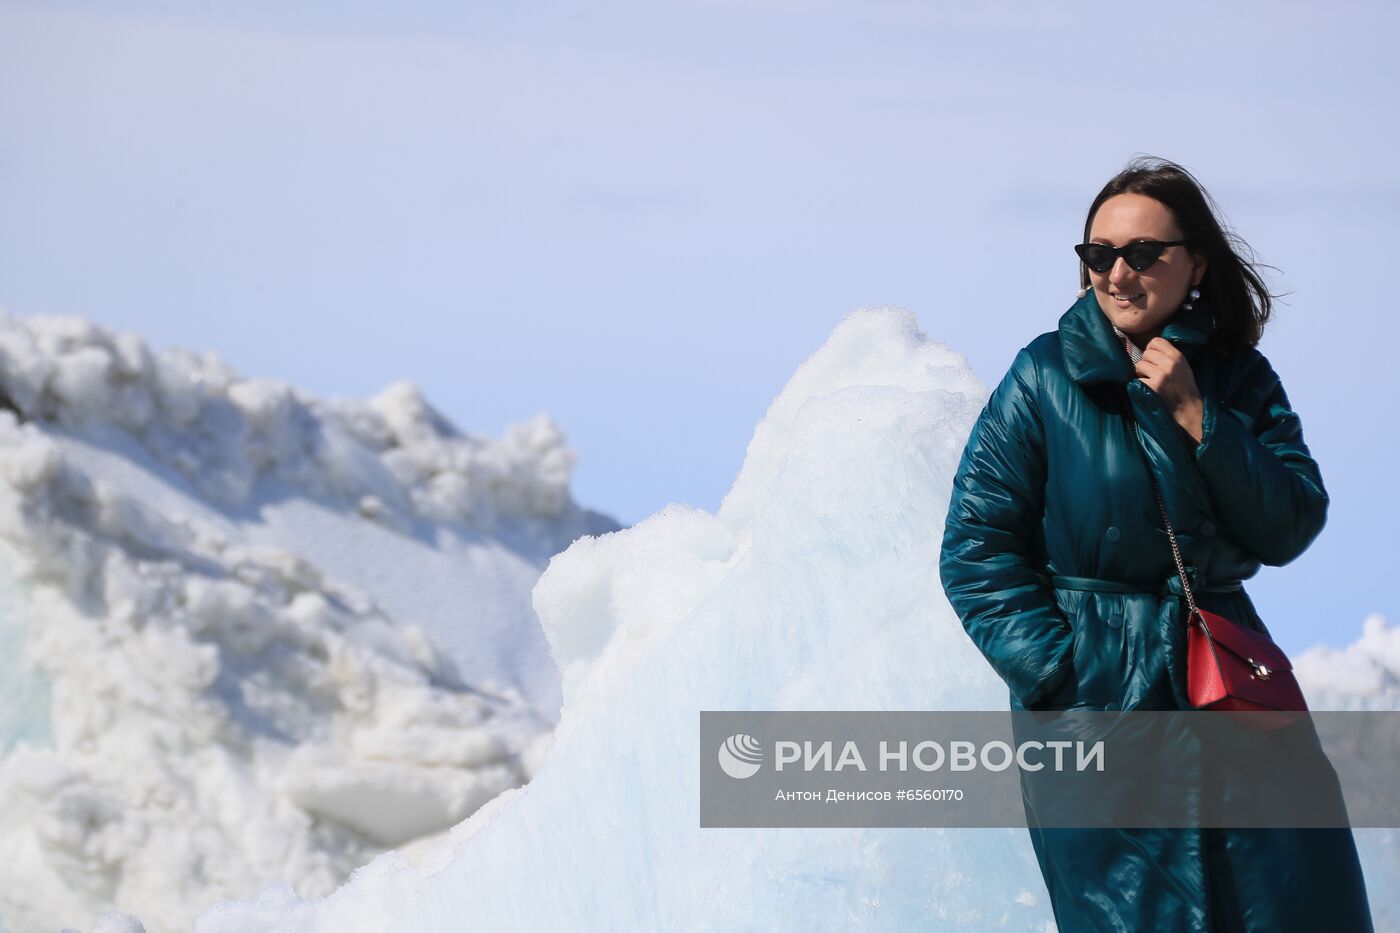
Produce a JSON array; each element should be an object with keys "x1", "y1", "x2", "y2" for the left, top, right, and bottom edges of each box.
[
  {"x1": 1185, "y1": 604, "x2": 1306, "y2": 715},
  {"x1": 1127, "y1": 407, "x2": 1309, "y2": 726}
]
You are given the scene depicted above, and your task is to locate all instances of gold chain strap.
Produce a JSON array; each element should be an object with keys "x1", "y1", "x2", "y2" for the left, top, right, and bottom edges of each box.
[{"x1": 1120, "y1": 390, "x2": 1199, "y2": 618}]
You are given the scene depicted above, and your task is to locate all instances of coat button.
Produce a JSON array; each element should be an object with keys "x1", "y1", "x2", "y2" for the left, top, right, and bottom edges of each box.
[
  {"x1": 1200, "y1": 521, "x2": 1216, "y2": 537},
  {"x1": 1106, "y1": 615, "x2": 1123, "y2": 629},
  {"x1": 1105, "y1": 526, "x2": 1122, "y2": 543}
]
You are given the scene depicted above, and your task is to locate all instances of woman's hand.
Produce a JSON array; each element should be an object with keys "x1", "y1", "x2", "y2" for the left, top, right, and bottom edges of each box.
[{"x1": 1135, "y1": 338, "x2": 1204, "y2": 444}]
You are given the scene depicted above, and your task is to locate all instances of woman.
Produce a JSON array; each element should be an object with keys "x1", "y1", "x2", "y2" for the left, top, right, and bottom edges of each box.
[{"x1": 938, "y1": 157, "x2": 1374, "y2": 932}]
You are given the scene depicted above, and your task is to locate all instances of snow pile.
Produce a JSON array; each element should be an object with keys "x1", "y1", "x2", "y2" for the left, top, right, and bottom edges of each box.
[
  {"x1": 0, "y1": 312, "x2": 613, "y2": 933},
  {"x1": 194, "y1": 308, "x2": 1056, "y2": 932},
  {"x1": 1295, "y1": 614, "x2": 1400, "y2": 710},
  {"x1": 0, "y1": 314, "x2": 579, "y2": 527},
  {"x1": 194, "y1": 308, "x2": 1399, "y2": 933}
]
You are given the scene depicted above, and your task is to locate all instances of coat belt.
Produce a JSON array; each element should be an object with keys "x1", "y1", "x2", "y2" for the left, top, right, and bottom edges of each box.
[{"x1": 1037, "y1": 572, "x2": 1243, "y2": 597}]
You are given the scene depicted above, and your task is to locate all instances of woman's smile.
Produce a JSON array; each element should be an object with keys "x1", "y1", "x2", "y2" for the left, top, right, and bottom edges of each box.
[{"x1": 1087, "y1": 193, "x2": 1205, "y2": 340}]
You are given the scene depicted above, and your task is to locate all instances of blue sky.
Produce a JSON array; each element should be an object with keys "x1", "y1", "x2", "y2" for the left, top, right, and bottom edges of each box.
[{"x1": 1, "y1": 0, "x2": 1396, "y2": 651}]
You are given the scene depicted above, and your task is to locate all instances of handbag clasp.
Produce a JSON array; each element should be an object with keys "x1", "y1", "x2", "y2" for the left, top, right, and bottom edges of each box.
[{"x1": 1249, "y1": 659, "x2": 1273, "y2": 680}]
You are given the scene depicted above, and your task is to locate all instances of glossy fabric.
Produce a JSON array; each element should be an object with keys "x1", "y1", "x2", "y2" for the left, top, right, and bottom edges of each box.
[{"x1": 938, "y1": 293, "x2": 1374, "y2": 932}]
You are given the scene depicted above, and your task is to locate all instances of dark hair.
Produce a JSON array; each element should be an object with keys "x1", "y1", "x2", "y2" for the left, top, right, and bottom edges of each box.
[{"x1": 1080, "y1": 156, "x2": 1278, "y2": 352}]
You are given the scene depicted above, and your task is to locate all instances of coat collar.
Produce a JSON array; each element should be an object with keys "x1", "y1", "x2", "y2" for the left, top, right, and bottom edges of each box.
[{"x1": 1058, "y1": 290, "x2": 1214, "y2": 385}]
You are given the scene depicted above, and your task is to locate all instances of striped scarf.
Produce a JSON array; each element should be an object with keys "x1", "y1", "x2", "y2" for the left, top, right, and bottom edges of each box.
[{"x1": 1112, "y1": 324, "x2": 1144, "y2": 364}]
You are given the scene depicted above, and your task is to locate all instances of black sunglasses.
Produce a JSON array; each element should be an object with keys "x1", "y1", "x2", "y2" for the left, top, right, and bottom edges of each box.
[{"x1": 1074, "y1": 240, "x2": 1186, "y2": 274}]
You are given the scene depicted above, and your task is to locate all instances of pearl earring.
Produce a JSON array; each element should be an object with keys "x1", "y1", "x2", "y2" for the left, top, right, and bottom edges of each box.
[
  {"x1": 1182, "y1": 287, "x2": 1201, "y2": 311},
  {"x1": 1077, "y1": 284, "x2": 1090, "y2": 298}
]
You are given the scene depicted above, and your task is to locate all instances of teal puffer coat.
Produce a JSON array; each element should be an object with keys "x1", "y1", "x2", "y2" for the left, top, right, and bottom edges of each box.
[{"x1": 939, "y1": 292, "x2": 1374, "y2": 932}]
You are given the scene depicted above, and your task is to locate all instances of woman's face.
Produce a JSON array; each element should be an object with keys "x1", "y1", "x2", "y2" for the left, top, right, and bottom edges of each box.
[{"x1": 1086, "y1": 193, "x2": 1206, "y2": 340}]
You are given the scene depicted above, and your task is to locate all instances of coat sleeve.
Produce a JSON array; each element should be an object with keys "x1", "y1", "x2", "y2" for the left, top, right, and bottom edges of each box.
[
  {"x1": 1192, "y1": 353, "x2": 1329, "y2": 567},
  {"x1": 939, "y1": 346, "x2": 1073, "y2": 709}
]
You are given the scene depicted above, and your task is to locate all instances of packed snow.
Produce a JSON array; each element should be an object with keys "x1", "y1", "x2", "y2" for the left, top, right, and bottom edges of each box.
[
  {"x1": 0, "y1": 311, "x2": 614, "y2": 932},
  {"x1": 186, "y1": 309, "x2": 1397, "y2": 932},
  {"x1": 1294, "y1": 615, "x2": 1400, "y2": 709}
]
